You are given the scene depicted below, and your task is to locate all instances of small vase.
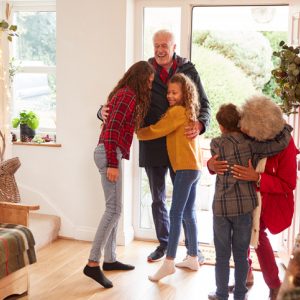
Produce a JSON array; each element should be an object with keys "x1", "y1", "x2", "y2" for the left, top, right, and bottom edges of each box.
[{"x1": 20, "y1": 124, "x2": 35, "y2": 142}]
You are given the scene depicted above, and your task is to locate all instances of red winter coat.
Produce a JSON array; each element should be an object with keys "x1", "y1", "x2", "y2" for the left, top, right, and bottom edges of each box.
[{"x1": 260, "y1": 138, "x2": 299, "y2": 234}]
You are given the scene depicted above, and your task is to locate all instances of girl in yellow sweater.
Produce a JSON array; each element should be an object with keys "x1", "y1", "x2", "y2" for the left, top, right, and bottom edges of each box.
[{"x1": 137, "y1": 73, "x2": 203, "y2": 281}]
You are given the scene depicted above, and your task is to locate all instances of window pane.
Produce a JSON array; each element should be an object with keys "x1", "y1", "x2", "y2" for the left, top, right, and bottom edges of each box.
[
  {"x1": 13, "y1": 12, "x2": 56, "y2": 66},
  {"x1": 191, "y1": 5, "x2": 288, "y2": 139},
  {"x1": 11, "y1": 9, "x2": 56, "y2": 133},
  {"x1": 12, "y1": 73, "x2": 56, "y2": 130},
  {"x1": 143, "y1": 7, "x2": 181, "y2": 59},
  {"x1": 190, "y1": 5, "x2": 288, "y2": 246}
]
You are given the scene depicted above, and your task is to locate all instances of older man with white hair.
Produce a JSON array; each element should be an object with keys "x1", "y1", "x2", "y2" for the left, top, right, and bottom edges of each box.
[{"x1": 140, "y1": 29, "x2": 211, "y2": 263}]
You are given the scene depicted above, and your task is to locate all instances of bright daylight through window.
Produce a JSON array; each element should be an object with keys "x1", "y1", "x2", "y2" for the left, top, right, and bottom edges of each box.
[{"x1": 10, "y1": 9, "x2": 56, "y2": 140}]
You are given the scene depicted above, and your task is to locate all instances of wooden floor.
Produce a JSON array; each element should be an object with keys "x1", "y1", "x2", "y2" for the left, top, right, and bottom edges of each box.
[{"x1": 6, "y1": 239, "x2": 284, "y2": 300}]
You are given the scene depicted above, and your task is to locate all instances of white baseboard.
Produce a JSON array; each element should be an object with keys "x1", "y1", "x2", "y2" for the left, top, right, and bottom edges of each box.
[{"x1": 73, "y1": 224, "x2": 134, "y2": 245}]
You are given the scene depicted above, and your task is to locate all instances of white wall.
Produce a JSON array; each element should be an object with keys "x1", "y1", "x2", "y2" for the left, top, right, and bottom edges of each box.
[{"x1": 12, "y1": 0, "x2": 135, "y2": 242}]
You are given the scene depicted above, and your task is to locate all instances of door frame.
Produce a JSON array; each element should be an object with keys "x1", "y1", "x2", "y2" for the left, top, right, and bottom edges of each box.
[{"x1": 132, "y1": 0, "x2": 298, "y2": 249}]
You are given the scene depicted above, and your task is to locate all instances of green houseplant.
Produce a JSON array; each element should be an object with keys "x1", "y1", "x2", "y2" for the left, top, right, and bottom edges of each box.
[
  {"x1": 11, "y1": 110, "x2": 39, "y2": 142},
  {"x1": 271, "y1": 41, "x2": 300, "y2": 115}
]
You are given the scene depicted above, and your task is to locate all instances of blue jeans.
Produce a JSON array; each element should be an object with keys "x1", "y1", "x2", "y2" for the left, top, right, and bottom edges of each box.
[
  {"x1": 213, "y1": 213, "x2": 252, "y2": 300},
  {"x1": 166, "y1": 170, "x2": 201, "y2": 258},
  {"x1": 89, "y1": 144, "x2": 122, "y2": 263}
]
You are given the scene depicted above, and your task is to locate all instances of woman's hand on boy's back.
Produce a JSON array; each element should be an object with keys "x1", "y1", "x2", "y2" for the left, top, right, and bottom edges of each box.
[
  {"x1": 231, "y1": 159, "x2": 259, "y2": 181},
  {"x1": 107, "y1": 167, "x2": 119, "y2": 182}
]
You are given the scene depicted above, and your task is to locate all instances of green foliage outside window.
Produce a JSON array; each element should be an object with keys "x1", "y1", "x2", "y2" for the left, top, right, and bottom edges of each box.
[
  {"x1": 193, "y1": 30, "x2": 273, "y2": 90},
  {"x1": 192, "y1": 45, "x2": 256, "y2": 138},
  {"x1": 192, "y1": 30, "x2": 288, "y2": 137},
  {"x1": 15, "y1": 12, "x2": 56, "y2": 66},
  {"x1": 12, "y1": 11, "x2": 57, "y2": 130}
]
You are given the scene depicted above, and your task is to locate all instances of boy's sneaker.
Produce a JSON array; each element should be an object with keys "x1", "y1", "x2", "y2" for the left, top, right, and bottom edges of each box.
[{"x1": 147, "y1": 246, "x2": 166, "y2": 262}]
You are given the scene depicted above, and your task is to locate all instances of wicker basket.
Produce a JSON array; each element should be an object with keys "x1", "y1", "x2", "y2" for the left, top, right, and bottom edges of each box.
[{"x1": 0, "y1": 157, "x2": 21, "y2": 203}]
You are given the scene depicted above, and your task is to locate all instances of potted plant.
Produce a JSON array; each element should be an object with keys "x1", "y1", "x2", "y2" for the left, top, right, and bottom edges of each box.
[
  {"x1": 11, "y1": 110, "x2": 39, "y2": 142},
  {"x1": 271, "y1": 41, "x2": 300, "y2": 115}
]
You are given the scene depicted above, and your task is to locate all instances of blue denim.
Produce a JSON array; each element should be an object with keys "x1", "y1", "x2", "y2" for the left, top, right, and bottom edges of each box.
[
  {"x1": 213, "y1": 213, "x2": 252, "y2": 300},
  {"x1": 166, "y1": 170, "x2": 201, "y2": 258},
  {"x1": 89, "y1": 144, "x2": 122, "y2": 263}
]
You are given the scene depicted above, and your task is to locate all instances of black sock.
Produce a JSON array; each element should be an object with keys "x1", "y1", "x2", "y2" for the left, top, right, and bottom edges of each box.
[
  {"x1": 103, "y1": 261, "x2": 135, "y2": 271},
  {"x1": 83, "y1": 265, "x2": 113, "y2": 288}
]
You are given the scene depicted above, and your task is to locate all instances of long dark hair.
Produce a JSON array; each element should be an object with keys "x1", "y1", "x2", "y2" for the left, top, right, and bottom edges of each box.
[{"x1": 107, "y1": 61, "x2": 155, "y2": 130}]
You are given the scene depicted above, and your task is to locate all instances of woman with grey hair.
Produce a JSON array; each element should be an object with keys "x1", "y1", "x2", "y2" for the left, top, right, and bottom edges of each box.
[
  {"x1": 210, "y1": 95, "x2": 299, "y2": 300},
  {"x1": 239, "y1": 95, "x2": 288, "y2": 142}
]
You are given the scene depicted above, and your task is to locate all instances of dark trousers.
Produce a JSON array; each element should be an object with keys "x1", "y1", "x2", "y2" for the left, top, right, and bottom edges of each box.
[{"x1": 145, "y1": 165, "x2": 175, "y2": 248}]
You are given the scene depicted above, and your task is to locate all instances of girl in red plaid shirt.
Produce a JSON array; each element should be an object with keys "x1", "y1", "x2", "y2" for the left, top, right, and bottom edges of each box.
[{"x1": 83, "y1": 61, "x2": 154, "y2": 288}]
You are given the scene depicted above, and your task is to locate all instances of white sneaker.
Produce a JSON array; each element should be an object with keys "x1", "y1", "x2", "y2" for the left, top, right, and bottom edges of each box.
[
  {"x1": 175, "y1": 255, "x2": 199, "y2": 271},
  {"x1": 183, "y1": 253, "x2": 205, "y2": 266}
]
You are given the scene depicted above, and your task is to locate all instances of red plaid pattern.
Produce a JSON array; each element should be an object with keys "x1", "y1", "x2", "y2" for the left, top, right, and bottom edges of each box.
[{"x1": 98, "y1": 87, "x2": 136, "y2": 168}]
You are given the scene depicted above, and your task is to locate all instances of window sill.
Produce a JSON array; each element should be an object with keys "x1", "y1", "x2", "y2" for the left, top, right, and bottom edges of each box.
[{"x1": 12, "y1": 142, "x2": 62, "y2": 147}]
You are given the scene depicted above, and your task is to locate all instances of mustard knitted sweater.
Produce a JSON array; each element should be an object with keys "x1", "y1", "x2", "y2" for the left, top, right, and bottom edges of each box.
[{"x1": 137, "y1": 105, "x2": 202, "y2": 171}]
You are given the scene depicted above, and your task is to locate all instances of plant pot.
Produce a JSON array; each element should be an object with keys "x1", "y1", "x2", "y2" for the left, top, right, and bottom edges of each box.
[{"x1": 20, "y1": 124, "x2": 35, "y2": 142}]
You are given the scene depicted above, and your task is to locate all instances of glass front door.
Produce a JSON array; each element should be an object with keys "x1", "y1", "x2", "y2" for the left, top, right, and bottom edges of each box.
[{"x1": 135, "y1": 4, "x2": 288, "y2": 248}]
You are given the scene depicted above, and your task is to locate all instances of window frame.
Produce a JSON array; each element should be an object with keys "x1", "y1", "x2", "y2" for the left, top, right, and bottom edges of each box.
[
  {"x1": 10, "y1": 1, "x2": 56, "y2": 134},
  {"x1": 133, "y1": 0, "x2": 291, "y2": 242}
]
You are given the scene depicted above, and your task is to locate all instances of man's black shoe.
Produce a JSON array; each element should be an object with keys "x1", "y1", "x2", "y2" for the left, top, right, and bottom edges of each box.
[{"x1": 147, "y1": 246, "x2": 166, "y2": 262}]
